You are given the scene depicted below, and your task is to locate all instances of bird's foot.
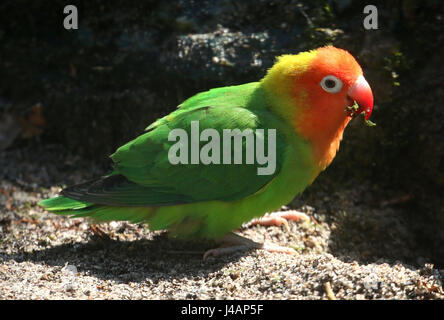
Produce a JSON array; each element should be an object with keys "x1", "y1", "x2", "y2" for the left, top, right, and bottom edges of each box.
[
  {"x1": 246, "y1": 210, "x2": 310, "y2": 229},
  {"x1": 203, "y1": 232, "x2": 296, "y2": 260}
]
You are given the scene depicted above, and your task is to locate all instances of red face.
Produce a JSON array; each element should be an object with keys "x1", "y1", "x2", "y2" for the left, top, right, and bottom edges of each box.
[{"x1": 296, "y1": 47, "x2": 374, "y2": 122}]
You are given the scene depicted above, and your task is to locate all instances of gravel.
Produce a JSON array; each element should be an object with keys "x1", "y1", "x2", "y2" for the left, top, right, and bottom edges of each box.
[{"x1": 0, "y1": 144, "x2": 443, "y2": 300}]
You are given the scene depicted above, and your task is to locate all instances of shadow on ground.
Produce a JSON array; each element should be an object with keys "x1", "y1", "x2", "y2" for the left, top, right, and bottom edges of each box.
[{"x1": 1, "y1": 233, "x2": 250, "y2": 284}]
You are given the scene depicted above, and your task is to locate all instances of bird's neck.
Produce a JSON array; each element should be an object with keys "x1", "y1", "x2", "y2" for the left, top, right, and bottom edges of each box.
[
  {"x1": 295, "y1": 111, "x2": 351, "y2": 172},
  {"x1": 260, "y1": 81, "x2": 350, "y2": 173}
]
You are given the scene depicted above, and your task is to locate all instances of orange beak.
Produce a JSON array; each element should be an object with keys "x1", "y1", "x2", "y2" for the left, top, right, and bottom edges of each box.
[{"x1": 347, "y1": 75, "x2": 374, "y2": 120}]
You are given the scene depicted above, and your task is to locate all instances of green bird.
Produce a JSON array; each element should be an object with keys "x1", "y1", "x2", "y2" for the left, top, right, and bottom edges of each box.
[{"x1": 39, "y1": 46, "x2": 374, "y2": 257}]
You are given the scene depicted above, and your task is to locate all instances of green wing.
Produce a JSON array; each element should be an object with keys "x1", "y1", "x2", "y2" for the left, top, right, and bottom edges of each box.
[{"x1": 60, "y1": 82, "x2": 288, "y2": 206}]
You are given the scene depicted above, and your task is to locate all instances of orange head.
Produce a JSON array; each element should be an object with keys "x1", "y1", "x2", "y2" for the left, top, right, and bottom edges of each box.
[{"x1": 261, "y1": 46, "x2": 374, "y2": 170}]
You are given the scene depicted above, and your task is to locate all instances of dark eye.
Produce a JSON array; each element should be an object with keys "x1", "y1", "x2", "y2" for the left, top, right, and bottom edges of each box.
[{"x1": 320, "y1": 75, "x2": 343, "y2": 93}]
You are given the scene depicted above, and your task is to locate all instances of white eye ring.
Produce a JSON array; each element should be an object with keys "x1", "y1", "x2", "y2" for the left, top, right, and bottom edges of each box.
[{"x1": 320, "y1": 75, "x2": 343, "y2": 93}]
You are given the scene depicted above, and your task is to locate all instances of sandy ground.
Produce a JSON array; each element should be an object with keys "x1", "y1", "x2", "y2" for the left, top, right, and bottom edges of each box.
[{"x1": 0, "y1": 143, "x2": 443, "y2": 300}]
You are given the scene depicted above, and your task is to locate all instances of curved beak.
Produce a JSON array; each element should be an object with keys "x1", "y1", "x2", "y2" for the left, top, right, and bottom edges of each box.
[{"x1": 347, "y1": 75, "x2": 374, "y2": 120}]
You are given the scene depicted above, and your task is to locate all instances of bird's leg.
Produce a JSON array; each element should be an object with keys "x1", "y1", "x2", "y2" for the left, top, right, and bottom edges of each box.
[
  {"x1": 203, "y1": 232, "x2": 296, "y2": 260},
  {"x1": 246, "y1": 210, "x2": 310, "y2": 229}
]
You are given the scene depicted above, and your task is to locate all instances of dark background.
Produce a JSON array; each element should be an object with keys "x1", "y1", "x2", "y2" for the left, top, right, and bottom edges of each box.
[{"x1": 1, "y1": 0, "x2": 443, "y2": 265}]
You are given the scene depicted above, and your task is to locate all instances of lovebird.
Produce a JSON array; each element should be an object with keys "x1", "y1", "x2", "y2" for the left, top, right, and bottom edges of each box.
[{"x1": 39, "y1": 46, "x2": 374, "y2": 257}]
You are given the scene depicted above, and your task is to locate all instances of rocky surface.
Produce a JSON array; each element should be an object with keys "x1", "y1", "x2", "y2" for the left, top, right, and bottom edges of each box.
[{"x1": 1, "y1": 144, "x2": 443, "y2": 299}]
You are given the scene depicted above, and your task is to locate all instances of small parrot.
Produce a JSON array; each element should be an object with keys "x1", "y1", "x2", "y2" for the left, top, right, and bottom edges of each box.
[{"x1": 39, "y1": 46, "x2": 374, "y2": 257}]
